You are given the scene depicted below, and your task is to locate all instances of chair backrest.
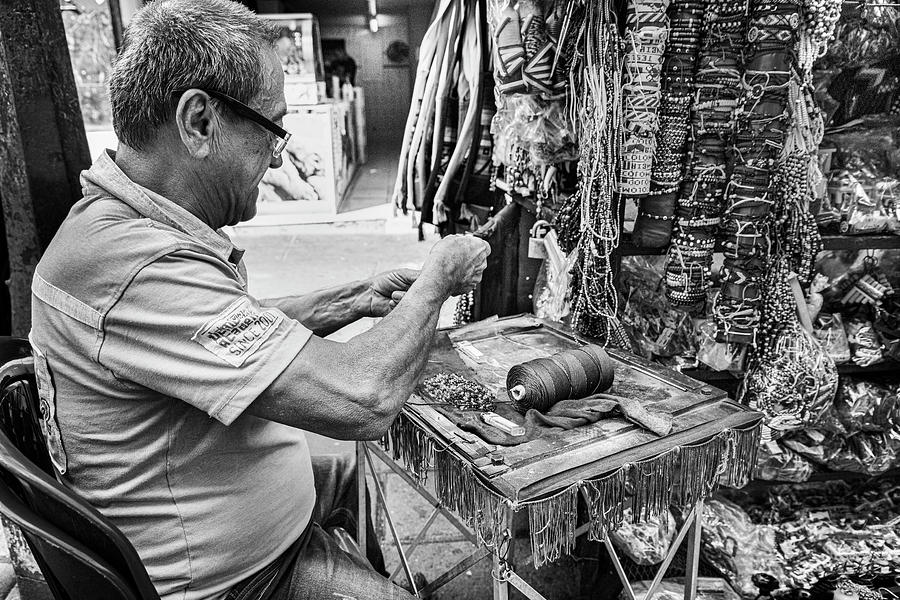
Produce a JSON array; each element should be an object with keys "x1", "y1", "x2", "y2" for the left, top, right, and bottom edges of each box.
[
  {"x1": 0, "y1": 338, "x2": 52, "y2": 475},
  {"x1": 0, "y1": 337, "x2": 160, "y2": 600}
]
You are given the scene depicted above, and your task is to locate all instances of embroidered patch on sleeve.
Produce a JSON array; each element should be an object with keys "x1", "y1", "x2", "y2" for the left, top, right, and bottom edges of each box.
[{"x1": 192, "y1": 297, "x2": 284, "y2": 367}]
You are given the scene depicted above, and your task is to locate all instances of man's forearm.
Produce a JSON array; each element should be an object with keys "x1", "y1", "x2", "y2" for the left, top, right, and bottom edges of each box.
[
  {"x1": 262, "y1": 280, "x2": 369, "y2": 337},
  {"x1": 347, "y1": 272, "x2": 448, "y2": 419},
  {"x1": 252, "y1": 272, "x2": 450, "y2": 440}
]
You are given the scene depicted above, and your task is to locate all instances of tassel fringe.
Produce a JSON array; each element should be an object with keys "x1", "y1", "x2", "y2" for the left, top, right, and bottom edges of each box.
[
  {"x1": 381, "y1": 416, "x2": 761, "y2": 568},
  {"x1": 527, "y1": 485, "x2": 580, "y2": 566}
]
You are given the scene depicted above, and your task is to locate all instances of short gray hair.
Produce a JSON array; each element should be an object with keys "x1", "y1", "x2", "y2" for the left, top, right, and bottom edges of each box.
[{"x1": 109, "y1": 0, "x2": 279, "y2": 151}]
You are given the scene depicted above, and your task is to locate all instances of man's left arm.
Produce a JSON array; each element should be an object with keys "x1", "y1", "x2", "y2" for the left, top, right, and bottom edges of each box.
[{"x1": 261, "y1": 268, "x2": 418, "y2": 337}]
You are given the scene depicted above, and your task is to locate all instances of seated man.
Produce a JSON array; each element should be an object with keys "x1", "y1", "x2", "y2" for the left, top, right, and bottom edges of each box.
[{"x1": 28, "y1": 1, "x2": 490, "y2": 599}]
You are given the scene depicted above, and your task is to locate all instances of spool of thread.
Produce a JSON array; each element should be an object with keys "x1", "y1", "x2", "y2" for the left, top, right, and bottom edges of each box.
[{"x1": 506, "y1": 344, "x2": 615, "y2": 413}]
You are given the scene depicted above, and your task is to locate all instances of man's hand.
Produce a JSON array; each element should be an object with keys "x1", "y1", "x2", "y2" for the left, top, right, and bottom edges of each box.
[
  {"x1": 421, "y1": 235, "x2": 491, "y2": 296},
  {"x1": 361, "y1": 269, "x2": 419, "y2": 317}
]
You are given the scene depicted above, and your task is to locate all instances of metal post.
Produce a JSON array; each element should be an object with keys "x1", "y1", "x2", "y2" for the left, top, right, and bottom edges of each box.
[
  {"x1": 604, "y1": 536, "x2": 637, "y2": 600},
  {"x1": 356, "y1": 442, "x2": 367, "y2": 555},
  {"x1": 684, "y1": 500, "x2": 704, "y2": 600},
  {"x1": 363, "y1": 444, "x2": 419, "y2": 596},
  {"x1": 492, "y1": 507, "x2": 513, "y2": 600}
]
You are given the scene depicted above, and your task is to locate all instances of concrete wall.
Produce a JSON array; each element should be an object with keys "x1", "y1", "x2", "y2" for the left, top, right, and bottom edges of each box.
[{"x1": 319, "y1": 13, "x2": 412, "y2": 148}]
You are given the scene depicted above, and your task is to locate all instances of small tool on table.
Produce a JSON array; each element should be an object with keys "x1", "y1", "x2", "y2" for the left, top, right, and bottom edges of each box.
[{"x1": 480, "y1": 411, "x2": 525, "y2": 437}]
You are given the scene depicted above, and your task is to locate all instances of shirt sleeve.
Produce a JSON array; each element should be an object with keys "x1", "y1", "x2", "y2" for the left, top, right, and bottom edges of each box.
[{"x1": 99, "y1": 250, "x2": 312, "y2": 425}]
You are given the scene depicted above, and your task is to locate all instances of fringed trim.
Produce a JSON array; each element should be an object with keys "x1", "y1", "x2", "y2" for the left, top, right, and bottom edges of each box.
[
  {"x1": 582, "y1": 468, "x2": 627, "y2": 541},
  {"x1": 527, "y1": 485, "x2": 579, "y2": 567},
  {"x1": 381, "y1": 412, "x2": 435, "y2": 484},
  {"x1": 720, "y1": 421, "x2": 762, "y2": 488},
  {"x1": 434, "y1": 448, "x2": 511, "y2": 548},
  {"x1": 382, "y1": 415, "x2": 762, "y2": 569},
  {"x1": 631, "y1": 449, "x2": 679, "y2": 523},
  {"x1": 674, "y1": 435, "x2": 727, "y2": 508}
]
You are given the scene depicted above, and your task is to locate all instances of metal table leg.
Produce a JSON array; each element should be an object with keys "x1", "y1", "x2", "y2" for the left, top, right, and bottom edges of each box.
[
  {"x1": 492, "y1": 507, "x2": 513, "y2": 600},
  {"x1": 684, "y1": 500, "x2": 704, "y2": 600},
  {"x1": 356, "y1": 441, "x2": 367, "y2": 553},
  {"x1": 363, "y1": 444, "x2": 420, "y2": 596}
]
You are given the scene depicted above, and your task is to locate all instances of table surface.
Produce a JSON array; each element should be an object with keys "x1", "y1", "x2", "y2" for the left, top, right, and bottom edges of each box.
[{"x1": 405, "y1": 315, "x2": 763, "y2": 503}]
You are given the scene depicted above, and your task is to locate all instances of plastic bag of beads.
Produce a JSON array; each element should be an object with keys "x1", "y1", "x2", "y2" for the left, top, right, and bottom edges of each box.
[
  {"x1": 822, "y1": 430, "x2": 899, "y2": 475},
  {"x1": 845, "y1": 319, "x2": 884, "y2": 366},
  {"x1": 532, "y1": 230, "x2": 574, "y2": 322},
  {"x1": 834, "y1": 378, "x2": 900, "y2": 434},
  {"x1": 609, "y1": 509, "x2": 676, "y2": 566},
  {"x1": 619, "y1": 257, "x2": 699, "y2": 362},
  {"x1": 696, "y1": 320, "x2": 743, "y2": 372},
  {"x1": 826, "y1": 171, "x2": 896, "y2": 235},
  {"x1": 827, "y1": 116, "x2": 900, "y2": 179},
  {"x1": 874, "y1": 301, "x2": 900, "y2": 361},
  {"x1": 625, "y1": 579, "x2": 741, "y2": 600},
  {"x1": 517, "y1": 98, "x2": 578, "y2": 166},
  {"x1": 741, "y1": 322, "x2": 839, "y2": 432},
  {"x1": 813, "y1": 313, "x2": 852, "y2": 364},
  {"x1": 821, "y1": 5, "x2": 900, "y2": 71},
  {"x1": 782, "y1": 430, "x2": 829, "y2": 465},
  {"x1": 701, "y1": 498, "x2": 787, "y2": 598},
  {"x1": 754, "y1": 441, "x2": 815, "y2": 482}
]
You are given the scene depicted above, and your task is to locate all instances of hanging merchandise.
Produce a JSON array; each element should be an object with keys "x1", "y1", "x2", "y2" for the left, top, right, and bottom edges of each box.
[
  {"x1": 711, "y1": 0, "x2": 801, "y2": 345},
  {"x1": 664, "y1": 0, "x2": 748, "y2": 312},
  {"x1": 554, "y1": 0, "x2": 626, "y2": 345},
  {"x1": 488, "y1": 0, "x2": 578, "y2": 220},
  {"x1": 740, "y1": 258, "x2": 839, "y2": 434},
  {"x1": 392, "y1": 0, "x2": 493, "y2": 232},
  {"x1": 619, "y1": 0, "x2": 670, "y2": 197},
  {"x1": 631, "y1": 0, "x2": 706, "y2": 248},
  {"x1": 711, "y1": 0, "x2": 842, "y2": 346}
]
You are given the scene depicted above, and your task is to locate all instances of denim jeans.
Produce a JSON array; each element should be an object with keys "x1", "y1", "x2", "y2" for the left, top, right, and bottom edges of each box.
[{"x1": 227, "y1": 453, "x2": 415, "y2": 600}]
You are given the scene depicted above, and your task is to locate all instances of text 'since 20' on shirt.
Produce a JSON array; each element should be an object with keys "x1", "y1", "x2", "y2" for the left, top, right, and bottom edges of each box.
[{"x1": 29, "y1": 150, "x2": 315, "y2": 600}]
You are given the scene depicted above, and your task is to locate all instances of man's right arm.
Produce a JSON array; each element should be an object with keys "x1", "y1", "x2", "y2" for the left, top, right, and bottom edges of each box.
[{"x1": 247, "y1": 235, "x2": 490, "y2": 440}]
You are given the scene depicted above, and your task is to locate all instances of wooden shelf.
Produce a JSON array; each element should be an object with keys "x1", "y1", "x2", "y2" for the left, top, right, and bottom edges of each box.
[
  {"x1": 821, "y1": 234, "x2": 900, "y2": 251},
  {"x1": 836, "y1": 359, "x2": 900, "y2": 376},
  {"x1": 682, "y1": 360, "x2": 900, "y2": 383},
  {"x1": 618, "y1": 233, "x2": 900, "y2": 256},
  {"x1": 743, "y1": 468, "x2": 900, "y2": 489},
  {"x1": 682, "y1": 367, "x2": 740, "y2": 383},
  {"x1": 619, "y1": 234, "x2": 667, "y2": 256}
]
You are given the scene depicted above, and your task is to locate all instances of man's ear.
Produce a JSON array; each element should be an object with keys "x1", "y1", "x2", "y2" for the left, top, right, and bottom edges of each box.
[{"x1": 174, "y1": 89, "x2": 218, "y2": 159}]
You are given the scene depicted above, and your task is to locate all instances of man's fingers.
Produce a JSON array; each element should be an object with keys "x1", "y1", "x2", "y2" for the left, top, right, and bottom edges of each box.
[
  {"x1": 391, "y1": 291, "x2": 406, "y2": 302},
  {"x1": 397, "y1": 268, "x2": 419, "y2": 282}
]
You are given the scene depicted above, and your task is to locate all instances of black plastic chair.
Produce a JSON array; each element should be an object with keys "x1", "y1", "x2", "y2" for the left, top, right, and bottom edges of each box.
[{"x1": 0, "y1": 337, "x2": 160, "y2": 600}]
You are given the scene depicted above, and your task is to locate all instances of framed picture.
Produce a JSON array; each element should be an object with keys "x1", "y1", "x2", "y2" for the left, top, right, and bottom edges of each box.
[{"x1": 261, "y1": 13, "x2": 326, "y2": 104}]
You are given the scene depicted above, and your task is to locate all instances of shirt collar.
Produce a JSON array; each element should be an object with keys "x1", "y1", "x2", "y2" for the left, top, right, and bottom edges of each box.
[{"x1": 81, "y1": 150, "x2": 244, "y2": 265}]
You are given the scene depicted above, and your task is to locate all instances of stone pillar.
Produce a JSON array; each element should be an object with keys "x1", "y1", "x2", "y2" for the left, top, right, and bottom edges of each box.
[{"x1": 0, "y1": 0, "x2": 91, "y2": 337}]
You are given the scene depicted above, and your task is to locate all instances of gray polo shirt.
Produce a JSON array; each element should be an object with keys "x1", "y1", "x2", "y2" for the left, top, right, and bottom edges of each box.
[{"x1": 29, "y1": 150, "x2": 315, "y2": 600}]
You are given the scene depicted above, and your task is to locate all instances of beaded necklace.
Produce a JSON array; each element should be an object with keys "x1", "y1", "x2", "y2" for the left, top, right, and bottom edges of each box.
[{"x1": 564, "y1": 0, "x2": 623, "y2": 344}]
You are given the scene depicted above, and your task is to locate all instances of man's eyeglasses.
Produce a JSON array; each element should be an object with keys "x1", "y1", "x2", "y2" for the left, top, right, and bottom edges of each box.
[{"x1": 172, "y1": 89, "x2": 291, "y2": 159}]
